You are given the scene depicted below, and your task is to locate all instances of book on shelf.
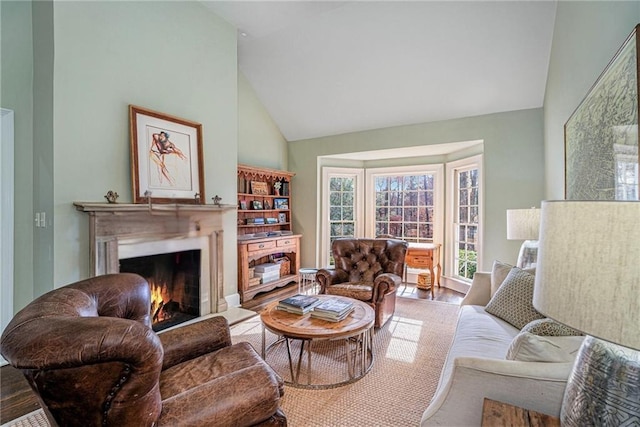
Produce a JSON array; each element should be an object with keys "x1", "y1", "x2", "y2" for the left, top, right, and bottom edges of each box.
[{"x1": 277, "y1": 294, "x2": 321, "y2": 314}]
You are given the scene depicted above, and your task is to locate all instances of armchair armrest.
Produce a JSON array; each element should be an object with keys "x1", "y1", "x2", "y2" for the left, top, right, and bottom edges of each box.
[
  {"x1": 460, "y1": 272, "x2": 492, "y2": 306},
  {"x1": 421, "y1": 357, "x2": 572, "y2": 426},
  {"x1": 158, "y1": 315, "x2": 231, "y2": 370},
  {"x1": 1, "y1": 316, "x2": 162, "y2": 372},
  {"x1": 316, "y1": 268, "x2": 348, "y2": 294},
  {"x1": 372, "y1": 273, "x2": 403, "y2": 302}
]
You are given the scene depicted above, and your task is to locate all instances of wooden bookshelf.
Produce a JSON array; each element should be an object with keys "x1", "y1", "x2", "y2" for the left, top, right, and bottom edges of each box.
[{"x1": 237, "y1": 164, "x2": 299, "y2": 303}]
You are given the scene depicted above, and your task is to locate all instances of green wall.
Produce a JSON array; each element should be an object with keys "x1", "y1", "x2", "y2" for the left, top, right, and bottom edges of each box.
[
  {"x1": 238, "y1": 71, "x2": 288, "y2": 169},
  {"x1": 1, "y1": 0, "x2": 35, "y2": 311},
  {"x1": 2, "y1": 0, "x2": 289, "y2": 312},
  {"x1": 288, "y1": 108, "x2": 545, "y2": 272},
  {"x1": 52, "y1": 1, "x2": 238, "y2": 295},
  {"x1": 544, "y1": 1, "x2": 640, "y2": 199}
]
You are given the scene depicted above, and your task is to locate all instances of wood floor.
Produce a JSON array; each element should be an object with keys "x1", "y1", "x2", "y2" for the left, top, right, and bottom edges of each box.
[{"x1": 0, "y1": 285, "x2": 464, "y2": 424}]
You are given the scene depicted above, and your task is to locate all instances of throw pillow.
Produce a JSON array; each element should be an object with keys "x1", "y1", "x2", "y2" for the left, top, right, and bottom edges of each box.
[
  {"x1": 506, "y1": 331, "x2": 584, "y2": 363},
  {"x1": 490, "y1": 260, "x2": 535, "y2": 296},
  {"x1": 522, "y1": 318, "x2": 584, "y2": 337},
  {"x1": 485, "y1": 266, "x2": 544, "y2": 329},
  {"x1": 490, "y1": 260, "x2": 513, "y2": 296}
]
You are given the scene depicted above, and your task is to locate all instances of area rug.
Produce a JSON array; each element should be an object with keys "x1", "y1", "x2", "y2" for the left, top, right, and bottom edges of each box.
[
  {"x1": 2, "y1": 298, "x2": 459, "y2": 427},
  {"x1": 232, "y1": 298, "x2": 459, "y2": 426}
]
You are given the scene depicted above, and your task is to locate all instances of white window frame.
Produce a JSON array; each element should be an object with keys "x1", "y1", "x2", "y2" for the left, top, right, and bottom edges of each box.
[
  {"x1": 319, "y1": 167, "x2": 365, "y2": 267},
  {"x1": 445, "y1": 154, "x2": 483, "y2": 282},
  {"x1": 365, "y1": 164, "x2": 444, "y2": 244}
]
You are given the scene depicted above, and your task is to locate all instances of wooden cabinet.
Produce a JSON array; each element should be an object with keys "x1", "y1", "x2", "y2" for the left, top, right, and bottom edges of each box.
[
  {"x1": 237, "y1": 164, "x2": 294, "y2": 235},
  {"x1": 237, "y1": 164, "x2": 300, "y2": 303},
  {"x1": 238, "y1": 234, "x2": 301, "y2": 302}
]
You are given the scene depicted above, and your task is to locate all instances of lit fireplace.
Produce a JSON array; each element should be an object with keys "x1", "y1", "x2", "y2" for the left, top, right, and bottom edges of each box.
[{"x1": 120, "y1": 249, "x2": 201, "y2": 332}]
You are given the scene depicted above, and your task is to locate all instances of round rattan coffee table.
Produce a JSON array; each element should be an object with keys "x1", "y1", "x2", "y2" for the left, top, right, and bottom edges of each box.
[{"x1": 260, "y1": 295, "x2": 375, "y2": 389}]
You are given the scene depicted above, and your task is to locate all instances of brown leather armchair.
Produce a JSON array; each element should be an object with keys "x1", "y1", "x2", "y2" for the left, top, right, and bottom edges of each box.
[
  {"x1": 316, "y1": 238, "x2": 408, "y2": 328},
  {"x1": 0, "y1": 273, "x2": 286, "y2": 427}
]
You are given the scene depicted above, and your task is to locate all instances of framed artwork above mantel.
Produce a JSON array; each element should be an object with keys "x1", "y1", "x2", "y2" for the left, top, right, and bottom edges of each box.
[
  {"x1": 564, "y1": 25, "x2": 640, "y2": 201},
  {"x1": 129, "y1": 105, "x2": 205, "y2": 204}
]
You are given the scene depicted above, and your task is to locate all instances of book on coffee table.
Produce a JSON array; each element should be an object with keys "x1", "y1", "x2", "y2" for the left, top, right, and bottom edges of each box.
[
  {"x1": 277, "y1": 294, "x2": 321, "y2": 314},
  {"x1": 310, "y1": 306, "x2": 354, "y2": 322},
  {"x1": 310, "y1": 298, "x2": 354, "y2": 321}
]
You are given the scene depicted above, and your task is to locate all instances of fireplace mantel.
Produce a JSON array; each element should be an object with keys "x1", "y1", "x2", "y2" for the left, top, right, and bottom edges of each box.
[{"x1": 74, "y1": 202, "x2": 236, "y2": 314}]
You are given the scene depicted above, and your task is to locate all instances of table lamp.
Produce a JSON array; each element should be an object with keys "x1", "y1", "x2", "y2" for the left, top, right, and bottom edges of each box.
[
  {"x1": 532, "y1": 200, "x2": 640, "y2": 425},
  {"x1": 506, "y1": 207, "x2": 540, "y2": 268}
]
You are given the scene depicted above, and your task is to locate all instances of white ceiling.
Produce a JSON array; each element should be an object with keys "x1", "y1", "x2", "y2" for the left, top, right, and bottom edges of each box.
[{"x1": 203, "y1": 1, "x2": 557, "y2": 142}]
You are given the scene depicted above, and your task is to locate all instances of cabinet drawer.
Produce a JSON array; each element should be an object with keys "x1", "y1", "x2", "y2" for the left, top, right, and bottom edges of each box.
[
  {"x1": 406, "y1": 255, "x2": 432, "y2": 268},
  {"x1": 277, "y1": 238, "x2": 296, "y2": 248},
  {"x1": 248, "y1": 241, "x2": 276, "y2": 252}
]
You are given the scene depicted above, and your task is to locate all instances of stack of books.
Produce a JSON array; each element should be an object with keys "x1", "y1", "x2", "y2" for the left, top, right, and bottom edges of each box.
[
  {"x1": 310, "y1": 298, "x2": 355, "y2": 322},
  {"x1": 277, "y1": 294, "x2": 321, "y2": 315}
]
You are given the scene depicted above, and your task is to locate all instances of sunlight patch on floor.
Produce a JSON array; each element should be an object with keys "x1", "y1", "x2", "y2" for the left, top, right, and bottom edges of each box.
[{"x1": 384, "y1": 315, "x2": 423, "y2": 363}]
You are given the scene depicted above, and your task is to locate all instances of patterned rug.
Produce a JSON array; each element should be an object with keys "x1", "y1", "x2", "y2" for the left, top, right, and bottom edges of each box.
[{"x1": 2, "y1": 298, "x2": 459, "y2": 427}]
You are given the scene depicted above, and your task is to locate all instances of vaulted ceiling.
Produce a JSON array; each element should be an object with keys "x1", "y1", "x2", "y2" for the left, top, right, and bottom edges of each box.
[{"x1": 204, "y1": 1, "x2": 557, "y2": 141}]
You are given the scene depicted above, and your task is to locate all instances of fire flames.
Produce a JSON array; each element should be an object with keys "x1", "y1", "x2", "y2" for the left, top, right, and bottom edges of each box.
[{"x1": 150, "y1": 280, "x2": 174, "y2": 324}]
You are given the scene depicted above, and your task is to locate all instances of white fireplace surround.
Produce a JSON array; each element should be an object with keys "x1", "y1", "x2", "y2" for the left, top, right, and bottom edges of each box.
[
  {"x1": 74, "y1": 202, "x2": 236, "y2": 315},
  {"x1": 119, "y1": 236, "x2": 212, "y2": 317}
]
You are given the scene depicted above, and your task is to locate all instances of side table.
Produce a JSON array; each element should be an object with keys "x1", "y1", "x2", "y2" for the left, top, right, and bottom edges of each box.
[
  {"x1": 404, "y1": 243, "x2": 441, "y2": 298},
  {"x1": 481, "y1": 398, "x2": 560, "y2": 426},
  {"x1": 298, "y1": 267, "x2": 319, "y2": 294}
]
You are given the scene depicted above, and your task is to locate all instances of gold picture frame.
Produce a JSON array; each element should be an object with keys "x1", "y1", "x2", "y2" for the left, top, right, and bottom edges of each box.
[{"x1": 129, "y1": 105, "x2": 205, "y2": 204}]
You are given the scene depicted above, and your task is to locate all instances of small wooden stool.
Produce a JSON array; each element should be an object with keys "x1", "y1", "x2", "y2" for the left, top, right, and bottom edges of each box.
[{"x1": 417, "y1": 272, "x2": 434, "y2": 298}]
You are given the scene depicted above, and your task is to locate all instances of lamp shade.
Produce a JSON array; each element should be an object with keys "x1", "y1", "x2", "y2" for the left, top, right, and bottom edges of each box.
[
  {"x1": 532, "y1": 200, "x2": 640, "y2": 351},
  {"x1": 506, "y1": 208, "x2": 540, "y2": 240}
]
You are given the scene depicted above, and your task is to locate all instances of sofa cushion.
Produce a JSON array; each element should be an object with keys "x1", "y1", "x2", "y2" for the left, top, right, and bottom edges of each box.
[
  {"x1": 490, "y1": 261, "x2": 535, "y2": 296},
  {"x1": 490, "y1": 260, "x2": 513, "y2": 296},
  {"x1": 436, "y1": 305, "x2": 520, "y2": 392},
  {"x1": 522, "y1": 318, "x2": 584, "y2": 337},
  {"x1": 506, "y1": 331, "x2": 584, "y2": 363},
  {"x1": 485, "y1": 267, "x2": 544, "y2": 329}
]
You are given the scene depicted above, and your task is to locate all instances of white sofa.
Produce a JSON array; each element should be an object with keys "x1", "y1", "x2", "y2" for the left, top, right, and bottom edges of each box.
[{"x1": 420, "y1": 271, "x2": 582, "y2": 426}]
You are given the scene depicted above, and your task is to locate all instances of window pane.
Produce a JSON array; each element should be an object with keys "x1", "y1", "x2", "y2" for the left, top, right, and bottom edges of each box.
[
  {"x1": 343, "y1": 207, "x2": 354, "y2": 221},
  {"x1": 330, "y1": 206, "x2": 341, "y2": 221},
  {"x1": 470, "y1": 188, "x2": 479, "y2": 205},
  {"x1": 343, "y1": 223, "x2": 355, "y2": 236},
  {"x1": 459, "y1": 206, "x2": 468, "y2": 223},
  {"x1": 453, "y1": 166, "x2": 480, "y2": 281},
  {"x1": 373, "y1": 172, "x2": 437, "y2": 243},
  {"x1": 330, "y1": 192, "x2": 341, "y2": 205},
  {"x1": 403, "y1": 207, "x2": 417, "y2": 221},
  {"x1": 342, "y1": 178, "x2": 354, "y2": 191},
  {"x1": 376, "y1": 207, "x2": 389, "y2": 221},
  {"x1": 342, "y1": 192, "x2": 353, "y2": 205},
  {"x1": 459, "y1": 171, "x2": 468, "y2": 188},
  {"x1": 470, "y1": 169, "x2": 478, "y2": 187},
  {"x1": 329, "y1": 178, "x2": 341, "y2": 191}
]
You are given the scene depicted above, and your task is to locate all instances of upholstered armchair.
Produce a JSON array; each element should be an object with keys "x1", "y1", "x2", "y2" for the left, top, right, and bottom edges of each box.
[
  {"x1": 316, "y1": 238, "x2": 408, "y2": 328},
  {"x1": 0, "y1": 273, "x2": 286, "y2": 427}
]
